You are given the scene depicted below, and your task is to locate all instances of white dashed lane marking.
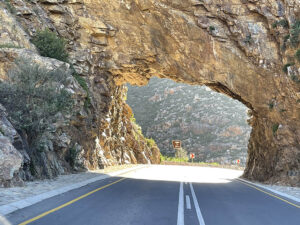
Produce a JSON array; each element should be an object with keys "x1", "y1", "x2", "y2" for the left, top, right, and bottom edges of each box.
[{"x1": 186, "y1": 195, "x2": 191, "y2": 210}]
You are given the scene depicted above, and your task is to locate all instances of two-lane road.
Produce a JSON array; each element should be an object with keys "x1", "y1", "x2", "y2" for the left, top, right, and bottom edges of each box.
[{"x1": 6, "y1": 165, "x2": 300, "y2": 225}]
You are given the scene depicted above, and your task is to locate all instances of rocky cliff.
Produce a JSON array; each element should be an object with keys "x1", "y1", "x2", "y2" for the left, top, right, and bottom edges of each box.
[
  {"x1": 0, "y1": 0, "x2": 299, "y2": 186},
  {"x1": 0, "y1": 1, "x2": 160, "y2": 187},
  {"x1": 127, "y1": 77, "x2": 251, "y2": 166}
]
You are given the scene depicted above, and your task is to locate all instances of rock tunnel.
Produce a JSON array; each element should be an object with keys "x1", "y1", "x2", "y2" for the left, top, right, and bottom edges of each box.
[
  {"x1": 0, "y1": 0, "x2": 299, "y2": 186},
  {"x1": 90, "y1": 0, "x2": 299, "y2": 185}
]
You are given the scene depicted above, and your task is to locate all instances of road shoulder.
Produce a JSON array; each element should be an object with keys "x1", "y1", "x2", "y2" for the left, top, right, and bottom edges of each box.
[
  {"x1": 237, "y1": 178, "x2": 300, "y2": 204},
  {"x1": 0, "y1": 165, "x2": 145, "y2": 216}
]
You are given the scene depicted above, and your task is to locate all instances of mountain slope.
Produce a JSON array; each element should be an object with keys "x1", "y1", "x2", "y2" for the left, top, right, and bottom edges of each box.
[{"x1": 127, "y1": 78, "x2": 251, "y2": 166}]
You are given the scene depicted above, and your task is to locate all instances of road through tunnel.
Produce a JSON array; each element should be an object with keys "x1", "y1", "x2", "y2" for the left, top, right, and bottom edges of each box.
[
  {"x1": 0, "y1": 0, "x2": 299, "y2": 187},
  {"x1": 93, "y1": 0, "x2": 300, "y2": 185}
]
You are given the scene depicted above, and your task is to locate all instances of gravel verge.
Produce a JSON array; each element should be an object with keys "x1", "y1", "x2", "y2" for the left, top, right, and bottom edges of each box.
[{"x1": 0, "y1": 164, "x2": 139, "y2": 215}]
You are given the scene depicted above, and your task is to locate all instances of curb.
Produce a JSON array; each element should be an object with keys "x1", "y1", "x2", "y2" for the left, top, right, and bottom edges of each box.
[
  {"x1": 237, "y1": 178, "x2": 300, "y2": 203},
  {"x1": 0, "y1": 165, "x2": 146, "y2": 216}
]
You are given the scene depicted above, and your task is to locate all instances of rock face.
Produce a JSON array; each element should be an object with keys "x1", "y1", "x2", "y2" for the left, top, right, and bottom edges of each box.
[
  {"x1": 0, "y1": 104, "x2": 24, "y2": 187},
  {"x1": 127, "y1": 77, "x2": 251, "y2": 166},
  {"x1": 0, "y1": 0, "x2": 299, "y2": 185},
  {"x1": 0, "y1": 1, "x2": 160, "y2": 186}
]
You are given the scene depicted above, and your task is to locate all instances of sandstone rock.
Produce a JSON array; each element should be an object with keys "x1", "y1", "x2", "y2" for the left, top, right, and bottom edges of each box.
[
  {"x1": 74, "y1": 0, "x2": 298, "y2": 185},
  {"x1": 0, "y1": 0, "x2": 162, "y2": 187},
  {"x1": 0, "y1": 6, "x2": 35, "y2": 51},
  {"x1": 0, "y1": 0, "x2": 298, "y2": 186}
]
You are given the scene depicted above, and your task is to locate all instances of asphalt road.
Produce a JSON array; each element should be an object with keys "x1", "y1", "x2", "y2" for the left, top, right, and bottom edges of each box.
[{"x1": 5, "y1": 166, "x2": 300, "y2": 225}]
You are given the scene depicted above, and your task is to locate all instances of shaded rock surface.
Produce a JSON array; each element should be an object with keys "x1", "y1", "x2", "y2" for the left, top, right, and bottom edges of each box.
[
  {"x1": 0, "y1": 0, "x2": 299, "y2": 186},
  {"x1": 127, "y1": 77, "x2": 251, "y2": 166},
  {"x1": 0, "y1": 104, "x2": 24, "y2": 187},
  {"x1": 0, "y1": 2, "x2": 160, "y2": 186}
]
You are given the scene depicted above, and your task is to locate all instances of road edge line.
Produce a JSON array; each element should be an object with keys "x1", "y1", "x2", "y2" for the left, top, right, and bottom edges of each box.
[
  {"x1": 177, "y1": 182, "x2": 184, "y2": 225},
  {"x1": 237, "y1": 178, "x2": 300, "y2": 207},
  {"x1": 18, "y1": 178, "x2": 126, "y2": 225},
  {"x1": 0, "y1": 165, "x2": 146, "y2": 216},
  {"x1": 189, "y1": 183, "x2": 206, "y2": 225},
  {"x1": 185, "y1": 195, "x2": 191, "y2": 210}
]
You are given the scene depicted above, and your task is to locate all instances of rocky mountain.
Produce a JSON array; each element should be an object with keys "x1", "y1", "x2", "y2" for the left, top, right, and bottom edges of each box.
[
  {"x1": 0, "y1": 0, "x2": 299, "y2": 186},
  {"x1": 0, "y1": 49, "x2": 160, "y2": 187},
  {"x1": 0, "y1": 2, "x2": 160, "y2": 187},
  {"x1": 127, "y1": 78, "x2": 251, "y2": 166}
]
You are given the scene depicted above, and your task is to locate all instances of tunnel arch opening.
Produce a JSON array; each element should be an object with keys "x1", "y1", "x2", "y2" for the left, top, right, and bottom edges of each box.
[
  {"x1": 82, "y1": 0, "x2": 299, "y2": 186},
  {"x1": 126, "y1": 77, "x2": 252, "y2": 168}
]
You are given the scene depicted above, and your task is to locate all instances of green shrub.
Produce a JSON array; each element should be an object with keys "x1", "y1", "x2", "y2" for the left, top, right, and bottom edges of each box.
[
  {"x1": 284, "y1": 34, "x2": 290, "y2": 42},
  {"x1": 130, "y1": 114, "x2": 136, "y2": 123},
  {"x1": 277, "y1": 19, "x2": 289, "y2": 28},
  {"x1": 136, "y1": 123, "x2": 142, "y2": 135},
  {"x1": 283, "y1": 63, "x2": 294, "y2": 73},
  {"x1": 29, "y1": 161, "x2": 36, "y2": 176},
  {"x1": 244, "y1": 34, "x2": 252, "y2": 44},
  {"x1": 68, "y1": 147, "x2": 78, "y2": 168},
  {"x1": 160, "y1": 154, "x2": 189, "y2": 163},
  {"x1": 4, "y1": 0, "x2": 16, "y2": 14},
  {"x1": 70, "y1": 64, "x2": 91, "y2": 109},
  {"x1": 198, "y1": 162, "x2": 220, "y2": 166},
  {"x1": 0, "y1": 60, "x2": 73, "y2": 139},
  {"x1": 175, "y1": 148, "x2": 188, "y2": 159},
  {"x1": 291, "y1": 74, "x2": 300, "y2": 83},
  {"x1": 146, "y1": 138, "x2": 155, "y2": 148},
  {"x1": 272, "y1": 123, "x2": 279, "y2": 135},
  {"x1": 295, "y1": 49, "x2": 300, "y2": 62},
  {"x1": 32, "y1": 29, "x2": 68, "y2": 62},
  {"x1": 73, "y1": 73, "x2": 88, "y2": 92},
  {"x1": 273, "y1": 20, "x2": 289, "y2": 29},
  {"x1": 290, "y1": 20, "x2": 300, "y2": 48},
  {"x1": 83, "y1": 96, "x2": 91, "y2": 109},
  {"x1": 268, "y1": 102, "x2": 274, "y2": 109},
  {"x1": 209, "y1": 26, "x2": 215, "y2": 32}
]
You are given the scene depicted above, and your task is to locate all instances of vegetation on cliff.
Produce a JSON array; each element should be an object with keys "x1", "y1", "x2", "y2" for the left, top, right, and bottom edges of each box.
[
  {"x1": 0, "y1": 0, "x2": 299, "y2": 186},
  {"x1": 32, "y1": 29, "x2": 69, "y2": 62},
  {"x1": 0, "y1": 60, "x2": 73, "y2": 140}
]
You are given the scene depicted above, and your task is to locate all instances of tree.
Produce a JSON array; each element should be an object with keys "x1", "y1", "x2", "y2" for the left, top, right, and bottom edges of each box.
[
  {"x1": 0, "y1": 59, "x2": 73, "y2": 142},
  {"x1": 175, "y1": 148, "x2": 188, "y2": 159}
]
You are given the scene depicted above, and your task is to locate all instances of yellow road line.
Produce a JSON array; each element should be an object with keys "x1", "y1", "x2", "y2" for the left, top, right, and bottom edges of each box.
[
  {"x1": 19, "y1": 178, "x2": 127, "y2": 225},
  {"x1": 237, "y1": 179, "x2": 300, "y2": 209}
]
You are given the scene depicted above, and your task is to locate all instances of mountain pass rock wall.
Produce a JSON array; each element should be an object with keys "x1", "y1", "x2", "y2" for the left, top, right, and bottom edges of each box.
[
  {"x1": 0, "y1": 0, "x2": 299, "y2": 185},
  {"x1": 0, "y1": 1, "x2": 159, "y2": 187},
  {"x1": 81, "y1": 0, "x2": 299, "y2": 185}
]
